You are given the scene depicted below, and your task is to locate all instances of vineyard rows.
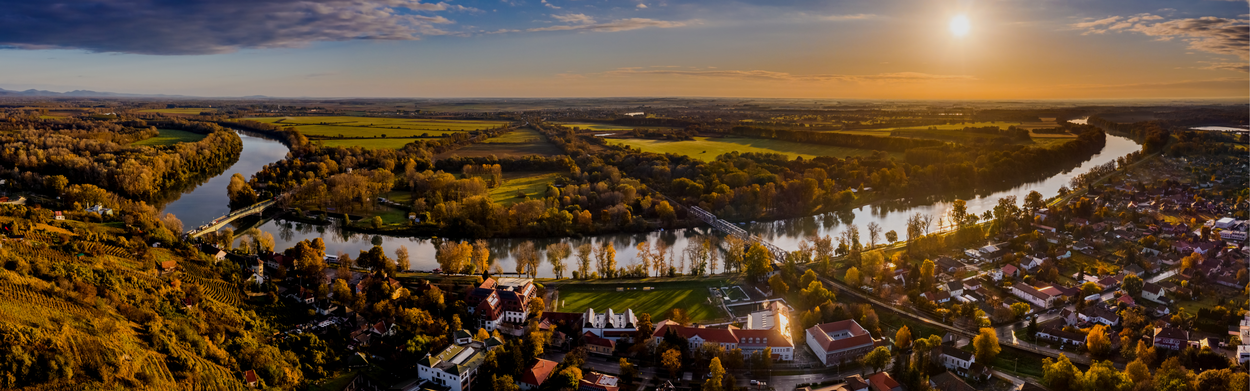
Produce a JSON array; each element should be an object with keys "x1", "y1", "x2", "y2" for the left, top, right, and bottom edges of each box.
[
  {"x1": 0, "y1": 282, "x2": 93, "y2": 318},
  {"x1": 171, "y1": 346, "x2": 245, "y2": 391},
  {"x1": 182, "y1": 275, "x2": 243, "y2": 307},
  {"x1": 81, "y1": 242, "x2": 129, "y2": 257},
  {"x1": 140, "y1": 354, "x2": 179, "y2": 391}
]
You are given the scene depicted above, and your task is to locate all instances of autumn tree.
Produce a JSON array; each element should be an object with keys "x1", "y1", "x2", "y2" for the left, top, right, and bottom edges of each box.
[
  {"x1": 514, "y1": 241, "x2": 540, "y2": 278},
  {"x1": 576, "y1": 243, "x2": 593, "y2": 278},
  {"x1": 744, "y1": 244, "x2": 773, "y2": 281},
  {"x1": 704, "y1": 357, "x2": 725, "y2": 391},
  {"x1": 973, "y1": 328, "x2": 1000, "y2": 364},
  {"x1": 895, "y1": 326, "x2": 912, "y2": 350},
  {"x1": 594, "y1": 241, "x2": 616, "y2": 278},
  {"x1": 1042, "y1": 354, "x2": 1082, "y2": 391},
  {"x1": 436, "y1": 240, "x2": 472, "y2": 274},
  {"x1": 661, "y1": 349, "x2": 682, "y2": 378},
  {"x1": 472, "y1": 240, "x2": 490, "y2": 273},
  {"x1": 1086, "y1": 325, "x2": 1111, "y2": 357},
  {"x1": 861, "y1": 346, "x2": 891, "y2": 374},
  {"x1": 546, "y1": 242, "x2": 571, "y2": 279},
  {"x1": 395, "y1": 245, "x2": 410, "y2": 272}
]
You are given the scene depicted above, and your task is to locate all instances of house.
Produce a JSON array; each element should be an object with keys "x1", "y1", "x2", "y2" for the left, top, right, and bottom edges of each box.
[
  {"x1": 416, "y1": 334, "x2": 502, "y2": 391},
  {"x1": 1037, "y1": 325, "x2": 1086, "y2": 346},
  {"x1": 1239, "y1": 345, "x2": 1250, "y2": 364},
  {"x1": 518, "y1": 359, "x2": 558, "y2": 390},
  {"x1": 866, "y1": 372, "x2": 903, "y2": 391},
  {"x1": 1002, "y1": 264, "x2": 1019, "y2": 279},
  {"x1": 944, "y1": 281, "x2": 964, "y2": 297},
  {"x1": 583, "y1": 332, "x2": 615, "y2": 356},
  {"x1": 86, "y1": 204, "x2": 113, "y2": 215},
  {"x1": 159, "y1": 260, "x2": 178, "y2": 275},
  {"x1": 937, "y1": 345, "x2": 975, "y2": 374},
  {"x1": 923, "y1": 291, "x2": 952, "y2": 304},
  {"x1": 1058, "y1": 309, "x2": 1078, "y2": 326},
  {"x1": 214, "y1": 250, "x2": 227, "y2": 262},
  {"x1": 936, "y1": 257, "x2": 963, "y2": 274},
  {"x1": 979, "y1": 244, "x2": 1007, "y2": 260},
  {"x1": 1153, "y1": 327, "x2": 1189, "y2": 350},
  {"x1": 1117, "y1": 295, "x2": 1136, "y2": 307},
  {"x1": 1010, "y1": 283, "x2": 1056, "y2": 308},
  {"x1": 930, "y1": 371, "x2": 976, "y2": 391},
  {"x1": 805, "y1": 320, "x2": 879, "y2": 366},
  {"x1": 1022, "y1": 256, "x2": 1044, "y2": 271},
  {"x1": 650, "y1": 318, "x2": 795, "y2": 361},
  {"x1": 1078, "y1": 305, "x2": 1120, "y2": 326},
  {"x1": 962, "y1": 279, "x2": 981, "y2": 291},
  {"x1": 240, "y1": 369, "x2": 260, "y2": 388},
  {"x1": 989, "y1": 269, "x2": 1004, "y2": 282},
  {"x1": 834, "y1": 375, "x2": 871, "y2": 391},
  {"x1": 53, "y1": 211, "x2": 64, "y2": 220},
  {"x1": 583, "y1": 308, "x2": 638, "y2": 342},
  {"x1": 466, "y1": 277, "x2": 537, "y2": 331},
  {"x1": 579, "y1": 372, "x2": 620, "y2": 391}
]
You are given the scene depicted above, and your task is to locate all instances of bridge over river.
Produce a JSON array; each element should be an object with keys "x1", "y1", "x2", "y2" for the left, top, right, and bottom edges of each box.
[
  {"x1": 688, "y1": 206, "x2": 789, "y2": 261},
  {"x1": 184, "y1": 199, "x2": 277, "y2": 239}
]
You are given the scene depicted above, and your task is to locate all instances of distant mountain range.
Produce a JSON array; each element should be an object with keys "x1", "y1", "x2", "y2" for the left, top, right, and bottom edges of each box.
[{"x1": 0, "y1": 87, "x2": 199, "y2": 98}]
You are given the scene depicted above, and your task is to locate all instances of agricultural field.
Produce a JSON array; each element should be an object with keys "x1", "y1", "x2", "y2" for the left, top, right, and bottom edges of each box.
[
  {"x1": 245, "y1": 116, "x2": 509, "y2": 138},
  {"x1": 556, "y1": 122, "x2": 677, "y2": 133},
  {"x1": 138, "y1": 107, "x2": 218, "y2": 115},
  {"x1": 488, "y1": 172, "x2": 562, "y2": 206},
  {"x1": 436, "y1": 128, "x2": 563, "y2": 159},
  {"x1": 132, "y1": 128, "x2": 207, "y2": 146},
  {"x1": 556, "y1": 287, "x2": 722, "y2": 322},
  {"x1": 834, "y1": 121, "x2": 1024, "y2": 136},
  {"x1": 319, "y1": 138, "x2": 421, "y2": 149},
  {"x1": 608, "y1": 136, "x2": 898, "y2": 161}
]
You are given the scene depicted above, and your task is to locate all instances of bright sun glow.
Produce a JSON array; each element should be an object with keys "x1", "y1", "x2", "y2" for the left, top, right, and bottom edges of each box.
[{"x1": 950, "y1": 15, "x2": 971, "y2": 37}]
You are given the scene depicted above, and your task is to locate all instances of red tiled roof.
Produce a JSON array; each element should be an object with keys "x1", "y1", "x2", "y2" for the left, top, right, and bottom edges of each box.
[
  {"x1": 244, "y1": 370, "x2": 258, "y2": 383},
  {"x1": 867, "y1": 372, "x2": 900, "y2": 391},
  {"x1": 583, "y1": 331, "x2": 615, "y2": 348},
  {"x1": 521, "y1": 359, "x2": 558, "y2": 386},
  {"x1": 806, "y1": 320, "x2": 874, "y2": 353}
]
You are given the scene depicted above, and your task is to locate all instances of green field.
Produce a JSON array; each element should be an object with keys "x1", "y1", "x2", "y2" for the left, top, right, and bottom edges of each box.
[
  {"x1": 485, "y1": 128, "x2": 545, "y2": 143},
  {"x1": 131, "y1": 128, "x2": 207, "y2": 146},
  {"x1": 557, "y1": 288, "x2": 721, "y2": 322},
  {"x1": 138, "y1": 108, "x2": 218, "y2": 114},
  {"x1": 320, "y1": 138, "x2": 421, "y2": 149},
  {"x1": 245, "y1": 116, "x2": 509, "y2": 138},
  {"x1": 836, "y1": 121, "x2": 1024, "y2": 136},
  {"x1": 609, "y1": 136, "x2": 898, "y2": 161},
  {"x1": 488, "y1": 172, "x2": 561, "y2": 205},
  {"x1": 558, "y1": 122, "x2": 675, "y2": 132}
]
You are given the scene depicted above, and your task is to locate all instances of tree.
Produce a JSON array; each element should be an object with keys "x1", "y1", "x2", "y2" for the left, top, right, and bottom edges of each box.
[
  {"x1": 1135, "y1": 340, "x2": 1156, "y2": 367},
  {"x1": 529, "y1": 297, "x2": 545, "y2": 318},
  {"x1": 867, "y1": 222, "x2": 881, "y2": 248},
  {"x1": 576, "y1": 243, "x2": 593, "y2": 278},
  {"x1": 768, "y1": 274, "x2": 788, "y2": 296},
  {"x1": 704, "y1": 357, "x2": 725, "y2": 391},
  {"x1": 492, "y1": 375, "x2": 520, "y2": 391},
  {"x1": 1080, "y1": 281, "x2": 1102, "y2": 298},
  {"x1": 885, "y1": 230, "x2": 898, "y2": 244},
  {"x1": 973, "y1": 328, "x2": 1000, "y2": 364},
  {"x1": 619, "y1": 358, "x2": 639, "y2": 387},
  {"x1": 1086, "y1": 325, "x2": 1112, "y2": 357},
  {"x1": 546, "y1": 242, "x2": 571, "y2": 279},
  {"x1": 1081, "y1": 360, "x2": 1131, "y2": 391},
  {"x1": 666, "y1": 308, "x2": 692, "y2": 326},
  {"x1": 1042, "y1": 354, "x2": 1082, "y2": 391},
  {"x1": 436, "y1": 240, "x2": 472, "y2": 274},
  {"x1": 514, "y1": 241, "x2": 540, "y2": 278},
  {"x1": 331, "y1": 278, "x2": 353, "y2": 307},
  {"x1": 472, "y1": 240, "x2": 491, "y2": 273},
  {"x1": 744, "y1": 244, "x2": 773, "y2": 281},
  {"x1": 1194, "y1": 368, "x2": 1232, "y2": 391},
  {"x1": 1010, "y1": 302, "x2": 1031, "y2": 320},
  {"x1": 595, "y1": 242, "x2": 616, "y2": 279},
  {"x1": 555, "y1": 367, "x2": 582, "y2": 389},
  {"x1": 655, "y1": 201, "x2": 677, "y2": 227},
  {"x1": 661, "y1": 349, "x2": 682, "y2": 378},
  {"x1": 1124, "y1": 359, "x2": 1152, "y2": 387},
  {"x1": 861, "y1": 346, "x2": 891, "y2": 374},
  {"x1": 919, "y1": 259, "x2": 936, "y2": 291},
  {"x1": 475, "y1": 328, "x2": 491, "y2": 341},
  {"x1": 845, "y1": 267, "x2": 861, "y2": 286},
  {"x1": 1122, "y1": 273, "x2": 1143, "y2": 296},
  {"x1": 395, "y1": 245, "x2": 410, "y2": 272},
  {"x1": 895, "y1": 326, "x2": 912, "y2": 350}
]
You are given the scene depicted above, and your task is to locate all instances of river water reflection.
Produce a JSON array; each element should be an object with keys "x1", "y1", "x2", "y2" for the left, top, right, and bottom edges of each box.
[{"x1": 165, "y1": 130, "x2": 1139, "y2": 278}]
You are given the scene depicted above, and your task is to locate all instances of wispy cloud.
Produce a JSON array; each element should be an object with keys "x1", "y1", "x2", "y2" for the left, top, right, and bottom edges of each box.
[
  {"x1": 819, "y1": 14, "x2": 881, "y2": 21},
  {"x1": 1071, "y1": 14, "x2": 1248, "y2": 59},
  {"x1": 0, "y1": 0, "x2": 465, "y2": 55},
  {"x1": 552, "y1": 13, "x2": 595, "y2": 24},
  {"x1": 1062, "y1": 77, "x2": 1249, "y2": 90},
  {"x1": 541, "y1": 0, "x2": 560, "y2": 10},
  {"x1": 580, "y1": 67, "x2": 975, "y2": 83},
  {"x1": 1201, "y1": 61, "x2": 1250, "y2": 73},
  {"x1": 494, "y1": 17, "x2": 693, "y2": 34}
]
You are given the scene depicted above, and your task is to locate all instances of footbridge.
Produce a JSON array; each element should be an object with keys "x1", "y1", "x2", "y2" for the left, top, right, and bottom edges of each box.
[
  {"x1": 689, "y1": 206, "x2": 789, "y2": 261},
  {"x1": 185, "y1": 199, "x2": 277, "y2": 239}
]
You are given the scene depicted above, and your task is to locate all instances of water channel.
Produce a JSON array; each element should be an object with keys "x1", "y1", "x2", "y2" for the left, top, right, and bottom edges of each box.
[{"x1": 163, "y1": 131, "x2": 1140, "y2": 278}]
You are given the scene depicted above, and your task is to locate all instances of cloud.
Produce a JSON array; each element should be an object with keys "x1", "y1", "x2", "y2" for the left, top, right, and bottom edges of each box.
[
  {"x1": 552, "y1": 13, "x2": 595, "y2": 24},
  {"x1": 526, "y1": 18, "x2": 692, "y2": 32},
  {"x1": 637, "y1": 3, "x2": 647, "y2": 9},
  {"x1": 1072, "y1": 14, "x2": 1248, "y2": 59},
  {"x1": 1062, "y1": 77, "x2": 1249, "y2": 91},
  {"x1": 819, "y1": 14, "x2": 881, "y2": 21},
  {"x1": 585, "y1": 67, "x2": 975, "y2": 83},
  {"x1": 541, "y1": 0, "x2": 561, "y2": 9},
  {"x1": 0, "y1": 0, "x2": 466, "y2": 55},
  {"x1": 1201, "y1": 62, "x2": 1250, "y2": 73}
]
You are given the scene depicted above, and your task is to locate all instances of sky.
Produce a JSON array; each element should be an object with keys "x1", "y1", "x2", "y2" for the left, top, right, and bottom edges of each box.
[{"x1": 1, "y1": 0, "x2": 1247, "y2": 99}]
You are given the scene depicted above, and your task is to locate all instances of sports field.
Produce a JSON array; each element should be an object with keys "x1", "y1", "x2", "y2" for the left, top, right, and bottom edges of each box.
[
  {"x1": 557, "y1": 288, "x2": 721, "y2": 322},
  {"x1": 320, "y1": 138, "x2": 421, "y2": 149},
  {"x1": 245, "y1": 116, "x2": 509, "y2": 138},
  {"x1": 131, "y1": 129, "x2": 207, "y2": 146},
  {"x1": 609, "y1": 136, "x2": 897, "y2": 161},
  {"x1": 488, "y1": 172, "x2": 561, "y2": 205},
  {"x1": 138, "y1": 108, "x2": 218, "y2": 115}
]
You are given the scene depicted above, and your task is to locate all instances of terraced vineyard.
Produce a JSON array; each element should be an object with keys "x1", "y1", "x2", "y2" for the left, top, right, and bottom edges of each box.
[
  {"x1": 182, "y1": 275, "x2": 243, "y2": 307},
  {"x1": 140, "y1": 354, "x2": 179, "y2": 390},
  {"x1": 0, "y1": 281, "x2": 95, "y2": 319},
  {"x1": 171, "y1": 346, "x2": 246, "y2": 391},
  {"x1": 81, "y1": 242, "x2": 130, "y2": 257}
]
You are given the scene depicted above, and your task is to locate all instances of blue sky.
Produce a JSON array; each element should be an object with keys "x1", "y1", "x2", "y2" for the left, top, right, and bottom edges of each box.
[{"x1": 1, "y1": 0, "x2": 1246, "y2": 98}]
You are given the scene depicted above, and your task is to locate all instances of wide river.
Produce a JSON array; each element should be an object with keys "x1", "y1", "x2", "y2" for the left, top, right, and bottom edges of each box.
[{"x1": 164, "y1": 131, "x2": 1140, "y2": 278}]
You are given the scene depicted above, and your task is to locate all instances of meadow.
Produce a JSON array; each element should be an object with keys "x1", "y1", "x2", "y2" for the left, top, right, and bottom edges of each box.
[
  {"x1": 833, "y1": 121, "x2": 1025, "y2": 136},
  {"x1": 245, "y1": 116, "x2": 509, "y2": 138},
  {"x1": 437, "y1": 128, "x2": 563, "y2": 158},
  {"x1": 609, "y1": 136, "x2": 898, "y2": 161},
  {"x1": 484, "y1": 127, "x2": 545, "y2": 143},
  {"x1": 556, "y1": 288, "x2": 722, "y2": 322},
  {"x1": 488, "y1": 172, "x2": 562, "y2": 206},
  {"x1": 131, "y1": 128, "x2": 207, "y2": 146},
  {"x1": 557, "y1": 122, "x2": 676, "y2": 133},
  {"x1": 138, "y1": 107, "x2": 218, "y2": 114},
  {"x1": 319, "y1": 138, "x2": 421, "y2": 149}
]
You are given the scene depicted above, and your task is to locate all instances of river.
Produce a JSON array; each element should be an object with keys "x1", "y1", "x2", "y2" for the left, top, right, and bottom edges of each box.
[{"x1": 163, "y1": 131, "x2": 1140, "y2": 278}]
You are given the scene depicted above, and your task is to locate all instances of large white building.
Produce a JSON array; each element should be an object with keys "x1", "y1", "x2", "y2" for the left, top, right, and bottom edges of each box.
[
  {"x1": 1010, "y1": 283, "x2": 1057, "y2": 308},
  {"x1": 805, "y1": 320, "x2": 878, "y2": 366},
  {"x1": 649, "y1": 302, "x2": 795, "y2": 361},
  {"x1": 583, "y1": 308, "x2": 638, "y2": 342},
  {"x1": 415, "y1": 332, "x2": 504, "y2": 391}
]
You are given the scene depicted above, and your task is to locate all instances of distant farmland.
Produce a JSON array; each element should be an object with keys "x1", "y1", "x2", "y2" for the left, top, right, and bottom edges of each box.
[
  {"x1": 138, "y1": 107, "x2": 218, "y2": 115},
  {"x1": 131, "y1": 129, "x2": 207, "y2": 146},
  {"x1": 245, "y1": 116, "x2": 510, "y2": 138},
  {"x1": 609, "y1": 136, "x2": 896, "y2": 161},
  {"x1": 436, "y1": 127, "x2": 563, "y2": 158}
]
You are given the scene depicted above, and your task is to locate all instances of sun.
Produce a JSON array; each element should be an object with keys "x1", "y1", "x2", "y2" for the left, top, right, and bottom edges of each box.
[{"x1": 949, "y1": 15, "x2": 971, "y2": 37}]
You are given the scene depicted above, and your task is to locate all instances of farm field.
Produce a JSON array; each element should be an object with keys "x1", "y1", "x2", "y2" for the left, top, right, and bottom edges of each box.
[
  {"x1": 557, "y1": 288, "x2": 722, "y2": 322},
  {"x1": 245, "y1": 116, "x2": 509, "y2": 138},
  {"x1": 437, "y1": 128, "x2": 563, "y2": 159},
  {"x1": 488, "y1": 172, "x2": 561, "y2": 205},
  {"x1": 609, "y1": 136, "x2": 898, "y2": 161},
  {"x1": 557, "y1": 122, "x2": 676, "y2": 133},
  {"x1": 132, "y1": 128, "x2": 207, "y2": 146},
  {"x1": 319, "y1": 138, "x2": 421, "y2": 149},
  {"x1": 484, "y1": 127, "x2": 545, "y2": 143},
  {"x1": 138, "y1": 107, "x2": 218, "y2": 114}
]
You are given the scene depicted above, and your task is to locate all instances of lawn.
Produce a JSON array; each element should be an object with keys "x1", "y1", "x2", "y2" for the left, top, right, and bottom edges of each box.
[
  {"x1": 557, "y1": 288, "x2": 722, "y2": 322},
  {"x1": 485, "y1": 128, "x2": 546, "y2": 143},
  {"x1": 488, "y1": 172, "x2": 561, "y2": 206},
  {"x1": 609, "y1": 136, "x2": 898, "y2": 161},
  {"x1": 245, "y1": 116, "x2": 510, "y2": 138},
  {"x1": 138, "y1": 108, "x2": 218, "y2": 114},
  {"x1": 131, "y1": 128, "x2": 207, "y2": 146},
  {"x1": 320, "y1": 138, "x2": 421, "y2": 149}
]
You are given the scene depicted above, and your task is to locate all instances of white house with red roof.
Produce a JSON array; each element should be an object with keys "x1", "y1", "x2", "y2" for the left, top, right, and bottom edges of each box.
[
  {"x1": 651, "y1": 319, "x2": 795, "y2": 361},
  {"x1": 805, "y1": 320, "x2": 879, "y2": 366}
]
